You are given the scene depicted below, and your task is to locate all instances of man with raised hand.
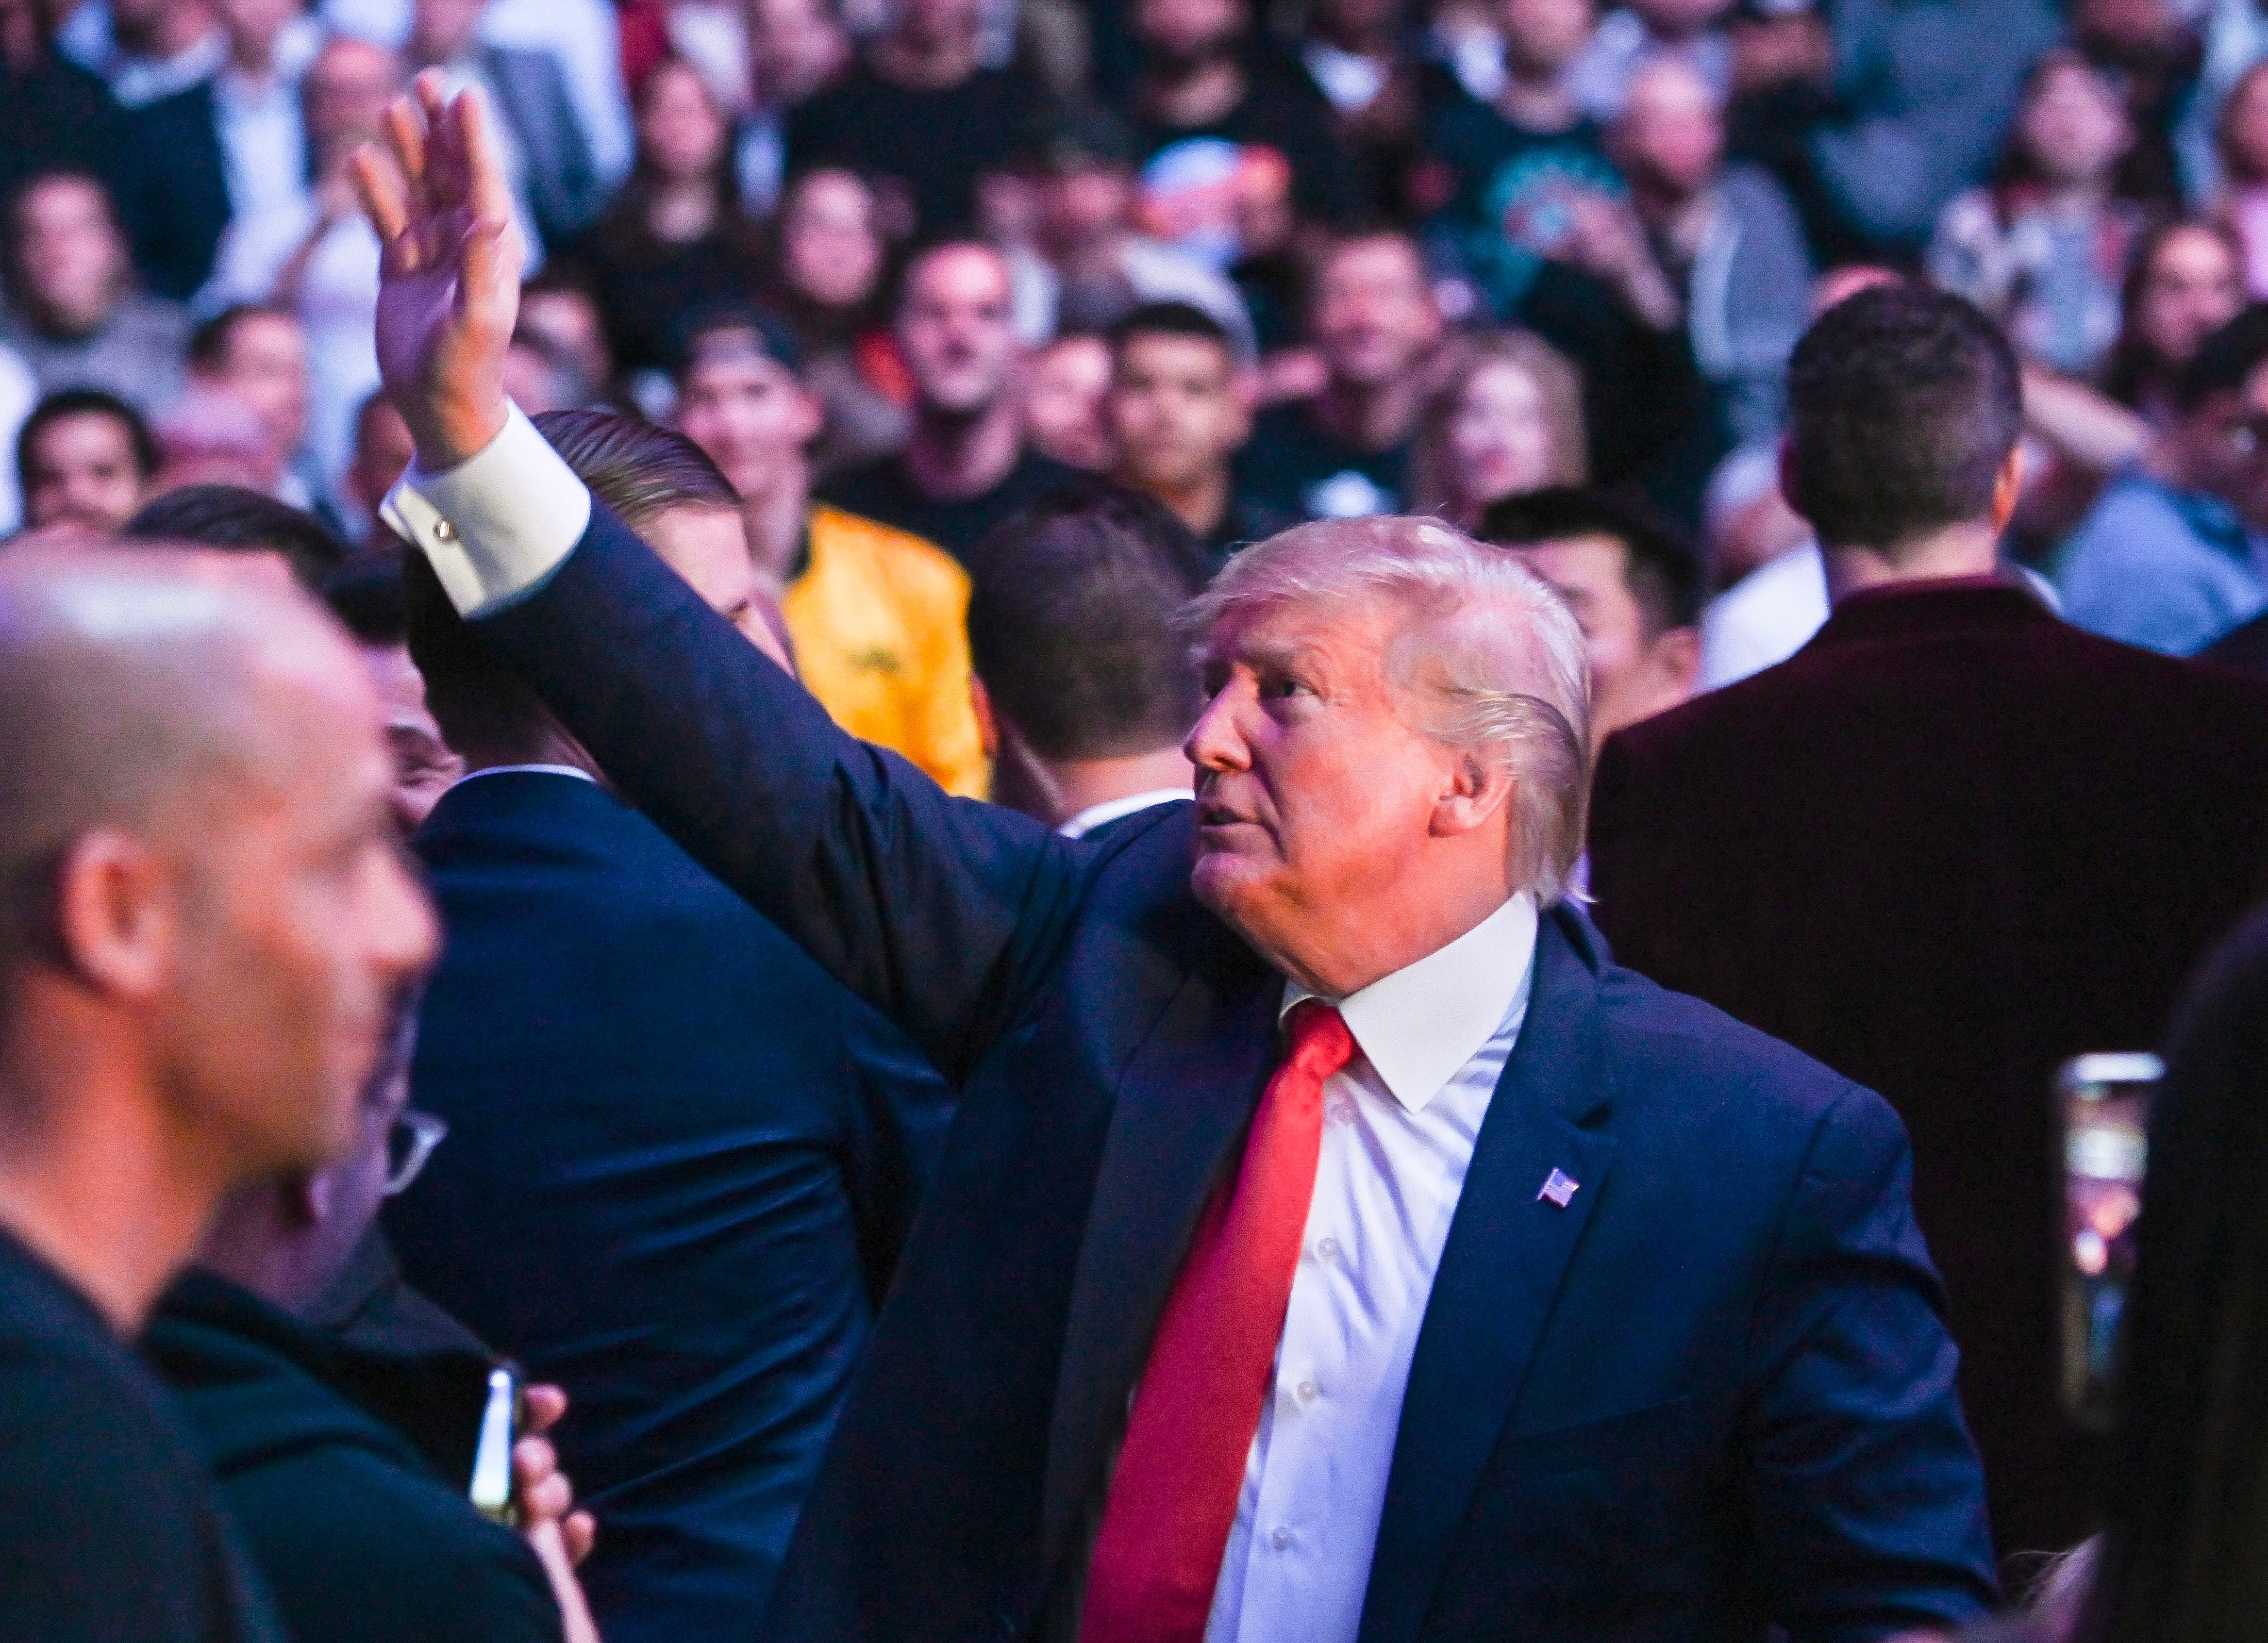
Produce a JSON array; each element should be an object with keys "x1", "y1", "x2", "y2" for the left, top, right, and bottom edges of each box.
[{"x1": 360, "y1": 76, "x2": 1996, "y2": 1643}]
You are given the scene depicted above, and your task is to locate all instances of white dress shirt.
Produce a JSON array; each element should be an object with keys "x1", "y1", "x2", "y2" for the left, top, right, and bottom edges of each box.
[
  {"x1": 1204, "y1": 892, "x2": 1538, "y2": 1643},
  {"x1": 387, "y1": 423, "x2": 1546, "y2": 1643},
  {"x1": 1056, "y1": 790, "x2": 1190, "y2": 839}
]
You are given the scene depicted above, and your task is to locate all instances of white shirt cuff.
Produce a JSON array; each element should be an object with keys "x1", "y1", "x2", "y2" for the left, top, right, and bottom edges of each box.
[{"x1": 380, "y1": 402, "x2": 593, "y2": 617}]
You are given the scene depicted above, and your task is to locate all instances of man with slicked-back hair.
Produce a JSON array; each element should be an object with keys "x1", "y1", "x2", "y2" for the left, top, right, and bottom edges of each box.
[{"x1": 0, "y1": 545, "x2": 437, "y2": 1639}]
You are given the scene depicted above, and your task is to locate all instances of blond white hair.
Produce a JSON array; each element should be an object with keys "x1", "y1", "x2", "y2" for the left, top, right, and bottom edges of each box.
[{"x1": 1186, "y1": 516, "x2": 1593, "y2": 904}]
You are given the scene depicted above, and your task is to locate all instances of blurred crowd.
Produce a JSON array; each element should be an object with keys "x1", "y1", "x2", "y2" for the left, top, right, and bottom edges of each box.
[{"x1": 18, "y1": 0, "x2": 2268, "y2": 672}]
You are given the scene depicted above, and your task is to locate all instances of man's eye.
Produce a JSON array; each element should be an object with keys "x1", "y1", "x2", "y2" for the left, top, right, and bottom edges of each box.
[{"x1": 1261, "y1": 675, "x2": 1306, "y2": 700}]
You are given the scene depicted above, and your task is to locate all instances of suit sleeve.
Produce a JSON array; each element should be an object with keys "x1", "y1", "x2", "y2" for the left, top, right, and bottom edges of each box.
[
  {"x1": 1742, "y1": 1084, "x2": 2000, "y2": 1642},
  {"x1": 835, "y1": 1003, "x2": 960, "y2": 1308},
  {"x1": 473, "y1": 501, "x2": 1092, "y2": 1083}
]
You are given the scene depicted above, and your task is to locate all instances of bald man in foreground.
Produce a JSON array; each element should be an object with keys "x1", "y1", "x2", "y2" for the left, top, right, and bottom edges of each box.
[{"x1": 0, "y1": 549, "x2": 438, "y2": 1639}]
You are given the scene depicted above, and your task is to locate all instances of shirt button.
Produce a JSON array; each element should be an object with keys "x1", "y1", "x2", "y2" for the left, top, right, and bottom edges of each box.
[
  {"x1": 1270, "y1": 1527, "x2": 1295, "y2": 1551},
  {"x1": 1295, "y1": 1379, "x2": 1319, "y2": 1404},
  {"x1": 1316, "y1": 1237, "x2": 1341, "y2": 1263}
]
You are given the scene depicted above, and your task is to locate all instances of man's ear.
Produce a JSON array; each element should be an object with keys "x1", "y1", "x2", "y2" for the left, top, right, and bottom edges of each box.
[
  {"x1": 1988, "y1": 443, "x2": 2024, "y2": 535},
  {"x1": 1656, "y1": 623, "x2": 1702, "y2": 699},
  {"x1": 51, "y1": 828, "x2": 179, "y2": 1004},
  {"x1": 969, "y1": 673, "x2": 999, "y2": 759},
  {"x1": 1431, "y1": 748, "x2": 1516, "y2": 840}
]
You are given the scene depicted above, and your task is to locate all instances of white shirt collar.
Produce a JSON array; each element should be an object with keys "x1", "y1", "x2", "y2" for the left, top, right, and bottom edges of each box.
[
  {"x1": 1056, "y1": 789, "x2": 1189, "y2": 839},
  {"x1": 1283, "y1": 893, "x2": 1540, "y2": 1114},
  {"x1": 454, "y1": 764, "x2": 598, "y2": 786}
]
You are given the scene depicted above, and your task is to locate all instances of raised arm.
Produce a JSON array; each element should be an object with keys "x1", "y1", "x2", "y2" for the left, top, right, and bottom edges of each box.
[{"x1": 354, "y1": 78, "x2": 1092, "y2": 1079}]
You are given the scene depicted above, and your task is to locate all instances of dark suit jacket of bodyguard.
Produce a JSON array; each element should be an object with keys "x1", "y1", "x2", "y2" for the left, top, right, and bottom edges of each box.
[
  {"x1": 469, "y1": 502, "x2": 1998, "y2": 1643},
  {"x1": 389, "y1": 769, "x2": 955, "y2": 1643}
]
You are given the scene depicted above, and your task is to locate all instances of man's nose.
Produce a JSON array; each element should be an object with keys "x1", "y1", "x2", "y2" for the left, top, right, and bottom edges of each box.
[
  {"x1": 377, "y1": 859, "x2": 441, "y2": 981},
  {"x1": 1184, "y1": 683, "x2": 1251, "y2": 773}
]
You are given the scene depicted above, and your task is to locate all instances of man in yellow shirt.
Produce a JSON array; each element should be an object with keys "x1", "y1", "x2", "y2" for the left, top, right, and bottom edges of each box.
[{"x1": 673, "y1": 307, "x2": 990, "y2": 798}]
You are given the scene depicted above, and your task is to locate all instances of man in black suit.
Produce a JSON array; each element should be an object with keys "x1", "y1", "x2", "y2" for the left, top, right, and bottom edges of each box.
[
  {"x1": 1588, "y1": 285, "x2": 2268, "y2": 1558},
  {"x1": 967, "y1": 483, "x2": 1208, "y2": 836},
  {"x1": 363, "y1": 82, "x2": 1998, "y2": 1643},
  {"x1": 385, "y1": 406, "x2": 955, "y2": 1643}
]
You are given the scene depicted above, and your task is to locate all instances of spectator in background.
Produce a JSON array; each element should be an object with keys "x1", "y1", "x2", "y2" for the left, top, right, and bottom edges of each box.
[
  {"x1": 1592, "y1": 54, "x2": 1812, "y2": 446},
  {"x1": 515, "y1": 270, "x2": 613, "y2": 396},
  {"x1": 186, "y1": 305, "x2": 330, "y2": 516},
  {"x1": 2217, "y1": 59, "x2": 2268, "y2": 300},
  {"x1": 500, "y1": 325, "x2": 592, "y2": 414},
  {"x1": 785, "y1": 0, "x2": 1041, "y2": 234},
  {"x1": 151, "y1": 385, "x2": 282, "y2": 496},
  {"x1": 392, "y1": 407, "x2": 955, "y2": 1643},
  {"x1": 2058, "y1": 306, "x2": 2268, "y2": 655},
  {"x1": 322, "y1": 544, "x2": 464, "y2": 828},
  {"x1": 1292, "y1": 0, "x2": 1429, "y2": 219},
  {"x1": 1103, "y1": 300, "x2": 1290, "y2": 559},
  {"x1": 1126, "y1": 0, "x2": 1364, "y2": 226},
  {"x1": 1480, "y1": 483, "x2": 1700, "y2": 750},
  {"x1": 1420, "y1": 0, "x2": 1622, "y2": 322},
  {"x1": 1024, "y1": 330, "x2": 1113, "y2": 469},
  {"x1": 673, "y1": 308, "x2": 990, "y2": 795},
  {"x1": 2103, "y1": 218, "x2": 2248, "y2": 429},
  {"x1": 1930, "y1": 50, "x2": 2145, "y2": 383},
  {"x1": 113, "y1": 0, "x2": 320, "y2": 304},
  {"x1": 763, "y1": 166, "x2": 908, "y2": 477},
  {"x1": 1568, "y1": 0, "x2": 1731, "y2": 122},
  {"x1": 2077, "y1": 902, "x2": 2268, "y2": 1643},
  {"x1": 144, "y1": 1000, "x2": 598, "y2": 1643},
  {"x1": 0, "y1": 171, "x2": 188, "y2": 410},
  {"x1": 12, "y1": 386, "x2": 155, "y2": 535},
  {"x1": 58, "y1": 0, "x2": 223, "y2": 107},
  {"x1": 0, "y1": 0, "x2": 128, "y2": 207},
  {"x1": 1237, "y1": 226, "x2": 1441, "y2": 517},
  {"x1": 1590, "y1": 284, "x2": 2268, "y2": 1558},
  {"x1": 1022, "y1": 104, "x2": 1255, "y2": 348},
  {"x1": 566, "y1": 55, "x2": 764, "y2": 379},
  {"x1": 822, "y1": 238, "x2": 1077, "y2": 563},
  {"x1": 404, "y1": 0, "x2": 605, "y2": 257},
  {"x1": 965, "y1": 484, "x2": 1208, "y2": 833},
  {"x1": 0, "y1": 545, "x2": 436, "y2": 1640},
  {"x1": 344, "y1": 388, "x2": 416, "y2": 540},
  {"x1": 735, "y1": 0, "x2": 852, "y2": 214},
  {"x1": 1407, "y1": 329, "x2": 1586, "y2": 529}
]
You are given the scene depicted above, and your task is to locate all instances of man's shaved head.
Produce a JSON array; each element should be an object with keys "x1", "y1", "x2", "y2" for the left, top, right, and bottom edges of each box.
[{"x1": 0, "y1": 545, "x2": 437, "y2": 1182}]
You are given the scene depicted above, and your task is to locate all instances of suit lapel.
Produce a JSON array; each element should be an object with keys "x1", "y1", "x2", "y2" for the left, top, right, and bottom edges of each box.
[
  {"x1": 1356, "y1": 915, "x2": 1618, "y2": 1643},
  {"x1": 1037, "y1": 955, "x2": 1282, "y2": 1581}
]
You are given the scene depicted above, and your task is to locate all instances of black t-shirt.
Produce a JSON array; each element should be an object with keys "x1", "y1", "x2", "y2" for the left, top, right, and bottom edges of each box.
[
  {"x1": 562, "y1": 217, "x2": 766, "y2": 377},
  {"x1": 785, "y1": 63, "x2": 1042, "y2": 234},
  {"x1": 1234, "y1": 402, "x2": 1409, "y2": 521},
  {"x1": 1134, "y1": 62, "x2": 1365, "y2": 227},
  {"x1": 819, "y1": 450, "x2": 1081, "y2": 568},
  {"x1": 0, "y1": 1228, "x2": 284, "y2": 1643}
]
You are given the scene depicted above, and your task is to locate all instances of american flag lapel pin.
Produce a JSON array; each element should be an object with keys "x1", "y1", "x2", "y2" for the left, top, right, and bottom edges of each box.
[{"x1": 1537, "y1": 1168, "x2": 1580, "y2": 1208}]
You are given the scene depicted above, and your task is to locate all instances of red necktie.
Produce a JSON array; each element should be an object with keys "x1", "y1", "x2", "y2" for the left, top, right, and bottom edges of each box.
[{"x1": 1078, "y1": 1000, "x2": 1355, "y2": 1643}]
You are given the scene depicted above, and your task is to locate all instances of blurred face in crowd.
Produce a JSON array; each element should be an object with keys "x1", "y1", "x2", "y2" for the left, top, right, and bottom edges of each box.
[
  {"x1": 1445, "y1": 358, "x2": 1558, "y2": 515},
  {"x1": 2136, "y1": 227, "x2": 2244, "y2": 371},
  {"x1": 305, "y1": 38, "x2": 400, "y2": 160},
  {"x1": 1508, "y1": 533, "x2": 1695, "y2": 745},
  {"x1": 1025, "y1": 335, "x2": 1114, "y2": 470},
  {"x1": 11, "y1": 175, "x2": 128, "y2": 338},
  {"x1": 1498, "y1": 0, "x2": 1595, "y2": 76},
  {"x1": 2180, "y1": 358, "x2": 2268, "y2": 532},
  {"x1": 1312, "y1": 235, "x2": 1442, "y2": 393},
  {"x1": 347, "y1": 394, "x2": 416, "y2": 519},
  {"x1": 109, "y1": 0, "x2": 199, "y2": 52},
  {"x1": 1137, "y1": 0, "x2": 1245, "y2": 70},
  {"x1": 361, "y1": 641, "x2": 463, "y2": 831},
  {"x1": 1613, "y1": 58, "x2": 1723, "y2": 201},
  {"x1": 202, "y1": 311, "x2": 311, "y2": 460},
  {"x1": 517, "y1": 286, "x2": 612, "y2": 395},
  {"x1": 23, "y1": 410, "x2": 147, "y2": 533},
  {"x1": 746, "y1": 0, "x2": 849, "y2": 104},
  {"x1": 2021, "y1": 56, "x2": 2130, "y2": 189},
  {"x1": 640, "y1": 57, "x2": 728, "y2": 182},
  {"x1": 644, "y1": 504, "x2": 794, "y2": 665},
  {"x1": 779, "y1": 169, "x2": 884, "y2": 312},
  {"x1": 898, "y1": 245, "x2": 1021, "y2": 419},
  {"x1": 675, "y1": 338, "x2": 824, "y2": 507},
  {"x1": 216, "y1": 0, "x2": 298, "y2": 63},
  {"x1": 2226, "y1": 64, "x2": 2268, "y2": 183},
  {"x1": 1039, "y1": 161, "x2": 1136, "y2": 259},
  {"x1": 894, "y1": 0, "x2": 980, "y2": 52},
  {"x1": 1108, "y1": 328, "x2": 1249, "y2": 498},
  {"x1": 409, "y1": 0, "x2": 485, "y2": 68}
]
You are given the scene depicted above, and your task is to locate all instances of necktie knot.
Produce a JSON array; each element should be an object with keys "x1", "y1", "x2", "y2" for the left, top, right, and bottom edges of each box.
[{"x1": 1284, "y1": 999, "x2": 1354, "y2": 1082}]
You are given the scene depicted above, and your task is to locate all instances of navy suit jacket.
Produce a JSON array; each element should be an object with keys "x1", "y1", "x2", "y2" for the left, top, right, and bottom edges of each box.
[
  {"x1": 116, "y1": 79, "x2": 240, "y2": 302},
  {"x1": 472, "y1": 505, "x2": 1998, "y2": 1643},
  {"x1": 389, "y1": 771, "x2": 955, "y2": 1643}
]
